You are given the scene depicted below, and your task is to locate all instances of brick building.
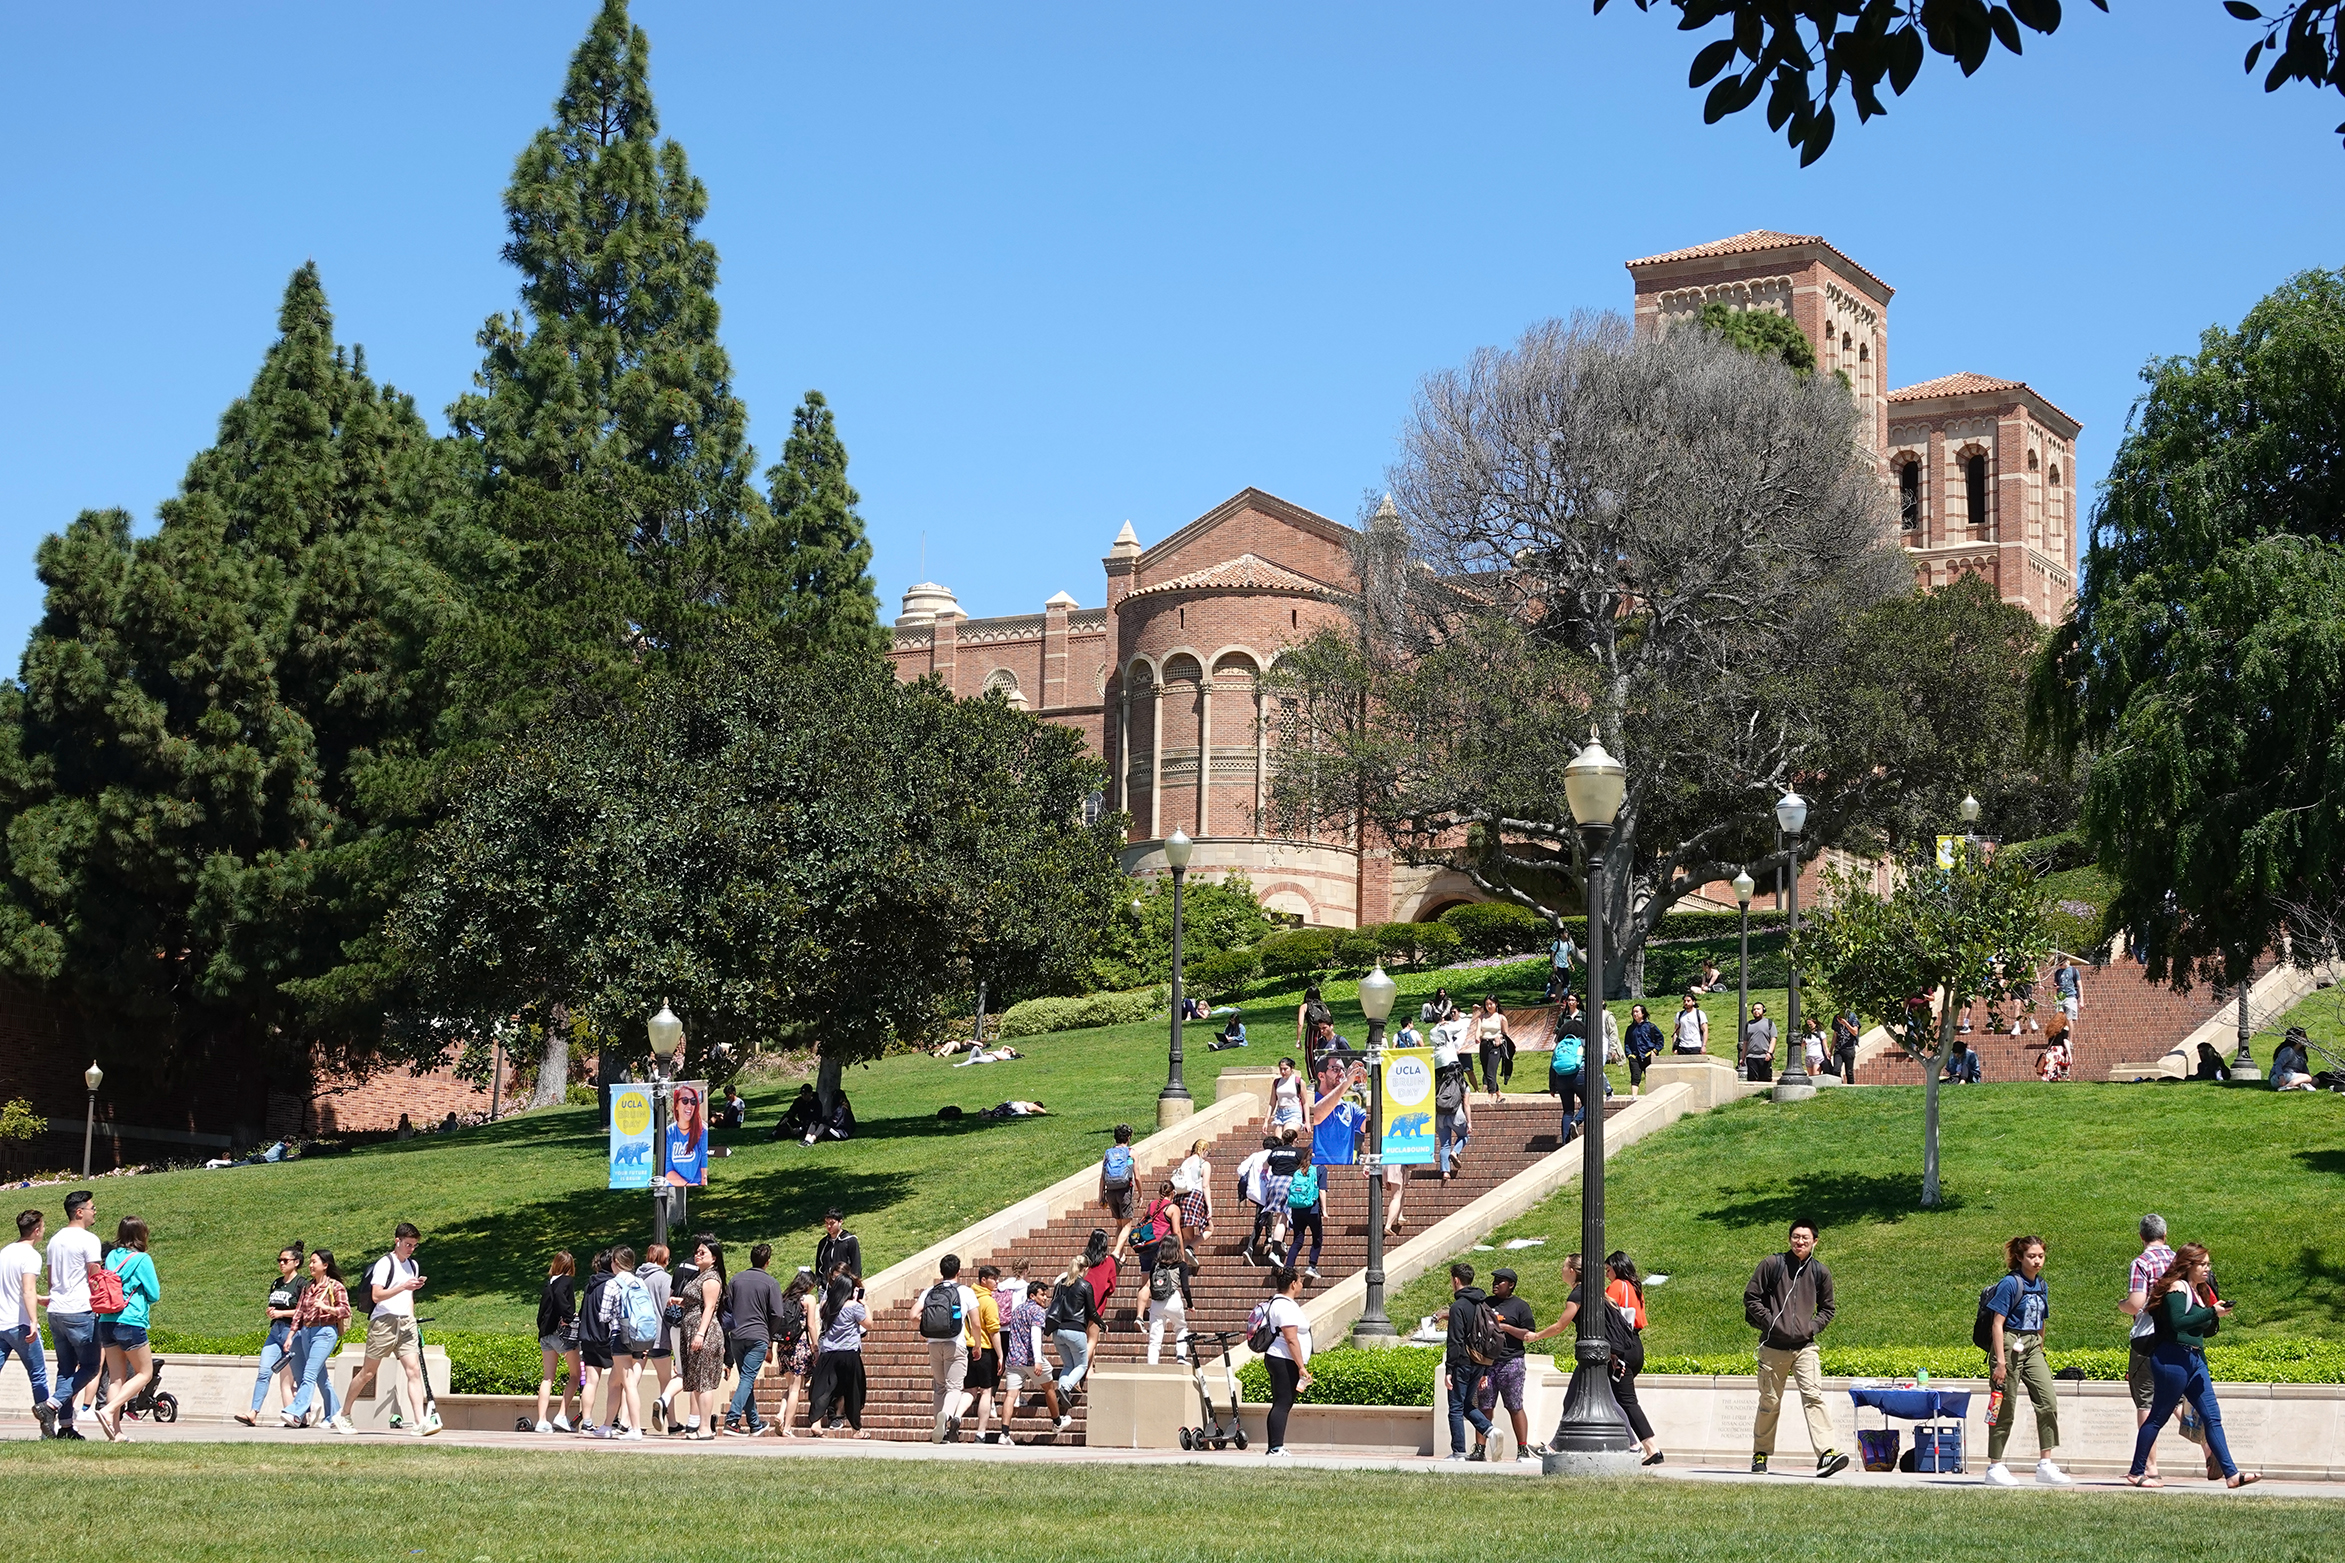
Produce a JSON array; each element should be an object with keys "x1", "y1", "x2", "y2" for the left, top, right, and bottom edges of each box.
[{"x1": 894, "y1": 230, "x2": 2081, "y2": 926}]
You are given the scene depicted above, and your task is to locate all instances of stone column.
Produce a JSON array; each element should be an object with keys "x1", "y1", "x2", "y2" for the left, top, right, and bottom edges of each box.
[
  {"x1": 1197, "y1": 678, "x2": 1212, "y2": 838},
  {"x1": 1254, "y1": 687, "x2": 1267, "y2": 835},
  {"x1": 1150, "y1": 683, "x2": 1165, "y2": 842},
  {"x1": 1926, "y1": 425, "x2": 1947, "y2": 550}
]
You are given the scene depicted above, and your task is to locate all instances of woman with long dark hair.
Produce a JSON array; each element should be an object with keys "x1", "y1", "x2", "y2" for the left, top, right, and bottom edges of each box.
[
  {"x1": 1261, "y1": 1266, "x2": 1312, "y2": 1458},
  {"x1": 673, "y1": 1234, "x2": 727, "y2": 1439},
  {"x1": 807, "y1": 1274, "x2": 870, "y2": 1437},
  {"x1": 772, "y1": 1270, "x2": 816, "y2": 1436},
  {"x1": 1605, "y1": 1251, "x2": 1661, "y2": 1464},
  {"x1": 93, "y1": 1216, "x2": 160, "y2": 1441},
  {"x1": 288, "y1": 1248, "x2": 351, "y2": 1430},
  {"x1": 534, "y1": 1250, "x2": 580, "y2": 1433},
  {"x1": 235, "y1": 1243, "x2": 306, "y2": 1426},
  {"x1": 2128, "y1": 1243, "x2": 2260, "y2": 1487}
]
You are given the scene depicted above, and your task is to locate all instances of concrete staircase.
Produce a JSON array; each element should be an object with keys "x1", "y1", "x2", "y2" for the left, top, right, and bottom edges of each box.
[
  {"x1": 1854, "y1": 956, "x2": 2266, "y2": 1084},
  {"x1": 757, "y1": 1093, "x2": 1615, "y2": 1443}
]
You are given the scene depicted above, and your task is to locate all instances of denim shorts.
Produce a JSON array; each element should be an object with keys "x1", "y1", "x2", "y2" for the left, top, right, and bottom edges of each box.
[{"x1": 98, "y1": 1322, "x2": 148, "y2": 1349}]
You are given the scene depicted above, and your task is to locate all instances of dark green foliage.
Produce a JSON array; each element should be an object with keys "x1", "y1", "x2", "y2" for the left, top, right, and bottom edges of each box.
[
  {"x1": 1699, "y1": 299, "x2": 1816, "y2": 372},
  {"x1": 762, "y1": 391, "x2": 887, "y2": 661},
  {"x1": 2032, "y1": 269, "x2": 2345, "y2": 988},
  {"x1": 390, "y1": 646, "x2": 1125, "y2": 1074},
  {"x1": 1186, "y1": 947, "x2": 1264, "y2": 992},
  {"x1": 1334, "y1": 929, "x2": 1383, "y2": 970},
  {"x1": 1090, "y1": 872, "x2": 1272, "y2": 993},
  {"x1": 1439, "y1": 901, "x2": 1548, "y2": 957},
  {"x1": 0, "y1": 266, "x2": 458, "y2": 1082},
  {"x1": 1237, "y1": 1345, "x2": 1444, "y2": 1406},
  {"x1": 1597, "y1": 2, "x2": 2345, "y2": 164},
  {"x1": 1256, "y1": 927, "x2": 1338, "y2": 978}
]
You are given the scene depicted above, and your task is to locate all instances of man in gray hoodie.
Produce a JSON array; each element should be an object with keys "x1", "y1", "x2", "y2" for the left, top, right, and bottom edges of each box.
[{"x1": 1743, "y1": 1219, "x2": 1848, "y2": 1477}]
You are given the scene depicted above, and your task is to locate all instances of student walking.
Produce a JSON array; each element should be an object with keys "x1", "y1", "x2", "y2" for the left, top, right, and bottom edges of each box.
[
  {"x1": 1002, "y1": 1277, "x2": 1050, "y2": 1437},
  {"x1": 1099, "y1": 1123, "x2": 1139, "y2": 1240},
  {"x1": 2120, "y1": 1213, "x2": 2178, "y2": 1480},
  {"x1": 1743, "y1": 1002, "x2": 1778, "y2": 1083},
  {"x1": 921, "y1": 1254, "x2": 978, "y2": 1442},
  {"x1": 1604, "y1": 1252, "x2": 1661, "y2": 1464},
  {"x1": 92, "y1": 1216, "x2": 161, "y2": 1441},
  {"x1": 1235, "y1": 1134, "x2": 1277, "y2": 1266},
  {"x1": 806, "y1": 1273, "x2": 870, "y2": 1437},
  {"x1": 1475, "y1": 1267, "x2": 1545, "y2": 1463},
  {"x1": 1269, "y1": 1057, "x2": 1306, "y2": 1133},
  {"x1": 1291, "y1": 1060, "x2": 1366, "y2": 1280},
  {"x1": 723, "y1": 1242, "x2": 784, "y2": 1436},
  {"x1": 675, "y1": 1235, "x2": 727, "y2": 1440},
  {"x1": 574, "y1": 1251, "x2": 615, "y2": 1434},
  {"x1": 337, "y1": 1222, "x2": 438, "y2": 1437},
  {"x1": 961, "y1": 1264, "x2": 1005, "y2": 1441},
  {"x1": 1042, "y1": 1262, "x2": 1100, "y2": 1432},
  {"x1": 600, "y1": 1245, "x2": 659, "y2": 1438},
  {"x1": 2054, "y1": 957, "x2": 2082, "y2": 1044},
  {"x1": 287, "y1": 1249, "x2": 351, "y2": 1429},
  {"x1": 532, "y1": 1251, "x2": 580, "y2": 1433},
  {"x1": 1672, "y1": 992, "x2": 1709, "y2": 1055},
  {"x1": 0, "y1": 1211, "x2": 48, "y2": 1436},
  {"x1": 1982, "y1": 1235, "x2": 2072, "y2": 1486},
  {"x1": 1134, "y1": 1188, "x2": 1191, "y2": 1365},
  {"x1": 1623, "y1": 1004, "x2": 1662, "y2": 1094},
  {"x1": 770, "y1": 1270, "x2": 816, "y2": 1436},
  {"x1": 815, "y1": 1210, "x2": 863, "y2": 1287},
  {"x1": 1476, "y1": 998, "x2": 1509, "y2": 1102},
  {"x1": 236, "y1": 1245, "x2": 308, "y2": 1426},
  {"x1": 636, "y1": 1244, "x2": 678, "y2": 1432},
  {"x1": 1433, "y1": 1261, "x2": 1494, "y2": 1460},
  {"x1": 2128, "y1": 1243, "x2": 2261, "y2": 1488},
  {"x1": 1549, "y1": 1006, "x2": 1588, "y2": 1146},
  {"x1": 36, "y1": 1188, "x2": 102, "y2": 1441},
  {"x1": 1260, "y1": 1266, "x2": 1313, "y2": 1458},
  {"x1": 1743, "y1": 1219, "x2": 1849, "y2": 1477},
  {"x1": 1254, "y1": 1130, "x2": 1303, "y2": 1265},
  {"x1": 1177, "y1": 1140, "x2": 1214, "y2": 1247}
]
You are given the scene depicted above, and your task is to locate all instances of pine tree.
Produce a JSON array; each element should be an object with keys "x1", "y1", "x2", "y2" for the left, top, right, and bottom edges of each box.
[
  {"x1": 762, "y1": 391, "x2": 887, "y2": 660},
  {"x1": 0, "y1": 266, "x2": 456, "y2": 1096}
]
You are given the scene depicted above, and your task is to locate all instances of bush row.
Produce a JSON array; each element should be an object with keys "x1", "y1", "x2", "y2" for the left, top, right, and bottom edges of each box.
[
  {"x1": 996, "y1": 986, "x2": 1163, "y2": 1039},
  {"x1": 149, "y1": 1327, "x2": 564, "y2": 1395},
  {"x1": 1255, "y1": 923, "x2": 1466, "y2": 979},
  {"x1": 1238, "y1": 1339, "x2": 2345, "y2": 1407}
]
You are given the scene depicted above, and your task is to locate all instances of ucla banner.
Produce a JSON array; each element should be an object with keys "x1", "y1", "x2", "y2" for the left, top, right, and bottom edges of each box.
[
  {"x1": 1381, "y1": 1049, "x2": 1435, "y2": 1166},
  {"x1": 609, "y1": 1085, "x2": 655, "y2": 1189},
  {"x1": 665, "y1": 1080, "x2": 710, "y2": 1188}
]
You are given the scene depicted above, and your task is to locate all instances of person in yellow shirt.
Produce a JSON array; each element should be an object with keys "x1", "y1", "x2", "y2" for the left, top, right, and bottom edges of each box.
[{"x1": 960, "y1": 1264, "x2": 1006, "y2": 1443}]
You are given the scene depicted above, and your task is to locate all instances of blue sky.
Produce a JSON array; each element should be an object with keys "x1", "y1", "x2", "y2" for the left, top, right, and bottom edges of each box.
[{"x1": 5, "y1": 2, "x2": 2339, "y2": 653}]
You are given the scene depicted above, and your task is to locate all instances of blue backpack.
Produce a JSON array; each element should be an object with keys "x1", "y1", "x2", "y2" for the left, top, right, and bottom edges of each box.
[
  {"x1": 1102, "y1": 1144, "x2": 1135, "y2": 1191},
  {"x1": 1287, "y1": 1165, "x2": 1320, "y2": 1209},
  {"x1": 1552, "y1": 1037, "x2": 1584, "y2": 1077},
  {"x1": 614, "y1": 1273, "x2": 660, "y2": 1353}
]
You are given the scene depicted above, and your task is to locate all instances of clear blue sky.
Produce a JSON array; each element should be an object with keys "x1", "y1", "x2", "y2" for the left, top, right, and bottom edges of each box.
[{"x1": 5, "y1": 2, "x2": 2339, "y2": 653}]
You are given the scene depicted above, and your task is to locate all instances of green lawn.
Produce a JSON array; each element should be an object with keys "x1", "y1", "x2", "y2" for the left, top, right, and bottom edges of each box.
[
  {"x1": 68, "y1": 956, "x2": 1722, "y2": 1338},
  {"x1": 1388, "y1": 1081, "x2": 2345, "y2": 1357},
  {"x1": 9, "y1": 1446, "x2": 2339, "y2": 1559}
]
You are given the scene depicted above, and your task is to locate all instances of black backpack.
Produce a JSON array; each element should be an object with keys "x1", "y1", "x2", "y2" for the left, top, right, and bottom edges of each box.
[
  {"x1": 919, "y1": 1281, "x2": 964, "y2": 1340},
  {"x1": 775, "y1": 1294, "x2": 807, "y2": 1352},
  {"x1": 1971, "y1": 1282, "x2": 2002, "y2": 1355},
  {"x1": 348, "y1": 1252, "x2": 392, "y2": 1316},
  {"x1": 1466, "y1": 1301, "x2": 1510, "y2": 1366},
  {"x1": 1305, "y1": 998, "x2": 1334, "y2": 1031}
]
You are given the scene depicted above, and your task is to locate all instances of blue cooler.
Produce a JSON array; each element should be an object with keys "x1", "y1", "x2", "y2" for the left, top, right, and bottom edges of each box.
[{"x1": 1912, "y1": 1422, "x2": 1964, "y2": 1473}]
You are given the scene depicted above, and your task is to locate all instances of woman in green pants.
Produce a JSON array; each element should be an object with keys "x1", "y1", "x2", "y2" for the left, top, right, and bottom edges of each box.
[{"x1": 1982, "y1": 1235, "x2": 2073, "y2": 1486}]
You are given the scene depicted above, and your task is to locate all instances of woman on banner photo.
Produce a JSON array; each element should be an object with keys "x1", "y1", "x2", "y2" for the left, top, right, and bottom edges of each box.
[{"x1": 666, "y1": 1085, "x2": 709, "y2": 1186}]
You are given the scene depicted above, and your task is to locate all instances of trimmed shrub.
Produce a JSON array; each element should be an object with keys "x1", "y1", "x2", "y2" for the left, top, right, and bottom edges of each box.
[
  {"x1": 996, "y1": 987, "x2": 1159, "y2": 1039},
  {"x1": 1187, "y1": 947, "x2": 1263, "y2": 991},
  {"x1": 1414, "y1": 923, "x2": 1463, "y2": 965},
  {"x1": 149, "y1": 1327, "x2": 567, "y2": 1396},
  {"x1": 1237, "y1": 1345, "x2": 1445, "y2": 1405},
  {"x1": 1333, "y1": 930, "x2": 1383, "y2": 970},
  {"x1": 1648, "y1": 909, "x2": 1790, "y2": 941},
  {"x1": 564, "y1": 1083, "x2": 596, "y2": 1107},
  {"x1": 1374, "y1": 923, "x2": 1421, "y2": 963},
  {"x1": 1440, "y1": 901, "x2": 1547, "y2": 957},
  {"x1": 1258, "y1": 927, "x2": 1338, "y2": 978}
]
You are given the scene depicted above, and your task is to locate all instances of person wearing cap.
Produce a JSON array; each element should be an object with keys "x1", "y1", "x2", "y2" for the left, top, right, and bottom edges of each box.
[{"x1": 1476, "y1": 1267, "x2": 1547, "y2": 1464}]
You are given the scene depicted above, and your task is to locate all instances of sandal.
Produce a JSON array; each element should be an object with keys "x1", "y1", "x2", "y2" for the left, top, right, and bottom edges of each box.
[
  {"x1": 233, "y1": 1412, "x2": 257, "y2": 1427},
  {"x1": 2125, "y1": 1474, "x2": 2164, "y2": 1488},
  {"x1": 2227, "y1": 1472, "x2": 2262, "y2": 1488}
]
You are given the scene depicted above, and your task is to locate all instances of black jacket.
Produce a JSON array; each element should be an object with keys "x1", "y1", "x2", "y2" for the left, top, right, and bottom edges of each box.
[
  {"x1": 1443, "y1": 1286, "x2": 1488, "y2": 1368},
  {"x1": 815, "y1": 1231, "x2": 863, "y2": 1284},
  {"x1": 578, "y1": 1271, "x2": 614, "y2": 1348},
  {"x1": 1744, "y1": 1251, "x2": 1836, "y2": 1350}
]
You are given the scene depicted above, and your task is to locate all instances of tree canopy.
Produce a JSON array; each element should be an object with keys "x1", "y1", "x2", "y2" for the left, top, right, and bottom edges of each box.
[
  {"x1": 1595, "y1": 0, "x2": 2345, "y2": 164},
  {"x1": 2030, "y1": 268, "x2": 2345, "y2": 988}
]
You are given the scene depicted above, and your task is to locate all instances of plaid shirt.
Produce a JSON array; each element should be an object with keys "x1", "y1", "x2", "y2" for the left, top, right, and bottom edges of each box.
[
  {"x1": 292, "y1": 1277, "x2": 350, "y2": 1331},
  {"x1": 2128, "y1": 1244, "x2": 2174, "y2": 1340}
]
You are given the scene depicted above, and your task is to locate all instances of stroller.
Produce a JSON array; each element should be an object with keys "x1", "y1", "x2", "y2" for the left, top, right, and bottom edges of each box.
[{"x1": 1176, "y1": 1328, "x2": 1249, "y2": 1452}]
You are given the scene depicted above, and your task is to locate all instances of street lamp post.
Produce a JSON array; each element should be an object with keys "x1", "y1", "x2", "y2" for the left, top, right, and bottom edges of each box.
[
  {"x1": 1354, "y1": 965, "x2": 1399, "y2": 1341},
  {"x1": 647, "y1": 1002, "x2": 685, "y2": 1249},
  {"x1": 1546, "y1": 732, "x2": 1641, "y2": 1475},
  {"x1": 1158, "y1": 830, "x2": 1195, "y2": 1127},
  {"x1": 1774, "y1": 792, "x2": 1815, "y2": 1102},
  {"x1": 81, "y1": 1061, "x2": 102, "y2": 1178},
  {"x1": 1733, "y1": 868, "x2": 1755, "y2": 1069}
]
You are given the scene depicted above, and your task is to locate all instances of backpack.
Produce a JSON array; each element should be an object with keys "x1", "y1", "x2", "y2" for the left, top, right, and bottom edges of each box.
[
  {"x1": 348, "y1": 1252, "x2": 394, "y2": 1316},
  {"x1": 919, "y1": 1281, "x2": 965, "y2": 1340},
  {"x1": 1435, "y1": 1068, "x2": 1466, "y2": 1112},
  {"x1": 1972, "y1": 1281, "x2": 2003, "y2": 1356},
  {"x1": 614, "y1": 1272, "x2": 660, "y2": 1354},
  {"x1": 1129, "y1": 1198, "x2": 1174, "y2": 1252},
  {"x1": 1102, "y1": 1144, "x2": 1135, "y2": 1192},
  {"x1": 87, "y1": 1252, "x2": 127, "y2": 1316},
  {"x1": 1246, "y1": 1299, "x2": 1278, "y2": 1354},
  {"x1": 1149, "y1": 1265, "x2": 1181, "y2": 1302},
  {"x1": 775, "y1": 1294, "x2": 807, "y2": 1352},
  {"x1": 1466, "y1": 1300, "x2": 1510, "y2": 1366},
  {"x1": 1305, "y1": 998, "x2": 1334, "y2": 1031},
  {"x1": 1551, "y1": 1037, "x2": 1583, "y2": 1077},
  {"x1": 1286, "y1": 1165, "x2": 1320, "y2": 1209}
]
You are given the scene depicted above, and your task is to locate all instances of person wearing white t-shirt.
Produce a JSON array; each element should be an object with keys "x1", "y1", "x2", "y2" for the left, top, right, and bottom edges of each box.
[
  {"x1": 0, "y1": 1209, "x2": 50, "y2": 1430},
  {"x1": 333, "y1": 1221, "x2": 437, "y2": 1436},
  {"x1": 1261, "y1": 1266, "x2": 1314, "y2": 1458},
  {"x1": 38, "y1": 1188, "x2": 102, "y2": 1439}
]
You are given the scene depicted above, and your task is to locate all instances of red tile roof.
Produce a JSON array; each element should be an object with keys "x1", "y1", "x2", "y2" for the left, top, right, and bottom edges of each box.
[
  {"x1": 1624, "y1": 230, "x2": 1892, "y2": 295},
  {"x1": 1888, "y1": 372, "x2": 2082, "y2": 434},
  {"x1": 1128, "y1": 553, "x2": 1329, "y2": 598}
]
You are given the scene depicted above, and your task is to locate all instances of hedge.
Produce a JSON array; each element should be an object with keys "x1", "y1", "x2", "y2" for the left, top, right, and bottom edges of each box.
[
  {"x1": 150, "y1": 1327, "x2": 568, "y2": 1395},
  {"x1": 1187, "y1": 947, "x2": 1263, "y2": 990},
  {"x1": 1258, "y1": 927, "x2": 1338, "y2": 978},
  {"x1": 996, "y1": 987, "x2": 1161, "y2": 1039},
  {"x1": 1440, "y1": 902, "x2": 1548, "y2": 957},
  {"x1": 1237, "y1": 1340, "x2": 2345, "y2": 1406}
]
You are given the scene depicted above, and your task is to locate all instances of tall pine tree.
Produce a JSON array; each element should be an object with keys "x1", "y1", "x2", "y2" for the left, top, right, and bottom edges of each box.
[
  {"x1": 0, "y1": 266, "x2": 458, "y2": 1115},
  {"x1": 762, "y1": 391, "x2": 886, "y2": 660}
]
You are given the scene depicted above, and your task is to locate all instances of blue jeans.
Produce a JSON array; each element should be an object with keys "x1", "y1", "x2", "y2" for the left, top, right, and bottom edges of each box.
[
  {"x1": 2131, "y1": 1343, "x2": 2236, "y2": 1478},
  {"x1": 727, "y1": 1339, "x2": 768, "y2": 1431},
  {"x1": 48, "y1": 1312, "x2": 96, "y2": 1427},
  {"x1": 289, "y1": 1325, "x2": 342, "y2": 1424},
  {"x1": 1052, "y1": 1327, "x2": 1089, "y2": 1394},
  {"x1": 1445, "y1": 1359, "x2": 1491, "y2": 1451},
  {"x1": 0, "y1": 1323, "x2": 48, "y2": 1409},
  {"x1": 250, "y1": 1321, "x2": 294, "y2": 1413}
]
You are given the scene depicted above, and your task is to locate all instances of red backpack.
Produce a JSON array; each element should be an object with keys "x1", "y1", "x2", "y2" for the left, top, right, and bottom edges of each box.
[{"x1": 87, "y1": 1254, "x2": 127, "y2": 1315}]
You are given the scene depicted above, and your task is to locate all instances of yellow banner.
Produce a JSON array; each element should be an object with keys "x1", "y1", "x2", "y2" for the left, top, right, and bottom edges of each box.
[{"x1": 1381, "y1": 1049, "x2": 1435, "y2": 1165}]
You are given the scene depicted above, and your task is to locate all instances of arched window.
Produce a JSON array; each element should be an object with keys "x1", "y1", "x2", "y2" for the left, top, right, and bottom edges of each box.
[
  {"x1": 1898, "y1": 462, "x2": 1920, "y2": 530},
  {"x1": 1966, "y1": 453, "x2": 1989, "y2": 532},
  {"x1": 2028, "y1": 448, "x2": 2040, "y2": 471},
  {"x1": 2049, "y1": 463, "x2": 2060, "y2": 486}
]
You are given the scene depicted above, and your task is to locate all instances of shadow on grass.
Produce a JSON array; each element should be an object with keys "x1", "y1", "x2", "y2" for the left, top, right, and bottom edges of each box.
[
  {"x1": 1697, "y1": 1170, "x2": 1967, "y2": 1233},
  {"x1": 400, "y1": 1164, "x2": 920, "y2": 1315},
  {"x1": 2296, "y1": 1148, "x2": 2345, "y2": 1177}
]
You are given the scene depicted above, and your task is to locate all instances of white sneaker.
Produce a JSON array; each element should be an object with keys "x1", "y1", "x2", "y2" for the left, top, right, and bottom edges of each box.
[
  {"x1": 2036, "y1": 1458, "x2": 2074, "y2": 1485},
  {"x1": 535, "y1": 1419, "x2": 552, "y2": 1434},
  {"x1": 619, "y1": 1427, "x2": 645, "y2": 1440},
  {"x1": 1985, "y1": 1462, "x2": 2019, "y2": 1487},
  {"x1": 551, "y1": 1413, "x2": 572, "y2": 1433},
  {"x1": 1054, "y1": 1413, "x2": 1073, "y2": 1432},
  {"x1": 423, "y1": 1412, "x2": 443, "y2": 1437},
  {"x1": 1265, "y1": 1446, "x2": 1290, "y2": 1457},
  {"x1": 330, "y1": 1415, "x2": 355, "y2": 1435}
]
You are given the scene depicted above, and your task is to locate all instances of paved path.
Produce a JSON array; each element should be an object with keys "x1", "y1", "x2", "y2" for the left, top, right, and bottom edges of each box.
[{"x1": 13, "y1": 1422, "x2": 2339, "y2": 1499}]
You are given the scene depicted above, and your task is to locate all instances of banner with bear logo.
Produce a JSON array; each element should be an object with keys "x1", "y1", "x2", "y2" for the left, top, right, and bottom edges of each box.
[{"x1": 1381, "y1": 1049, "x2": 1435, "y2": 1165}]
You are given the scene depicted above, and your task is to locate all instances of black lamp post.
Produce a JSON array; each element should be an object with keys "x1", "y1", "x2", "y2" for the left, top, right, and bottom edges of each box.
[
  {"x1": 647, "y1": 1002, "x2": 685, "y2": 1249},
  {"x1": 1158, "y1": 829, "x2": 1195, "y2": 1126},
  {"x1": 1354, "y1": 964, "x2": 1399, "y2": 1341},
  {"x1": 1774, "y1": 791, "x2": 1815, "y2": 1100},
  {"x1": 1546, "y1": 731, "x2": 1641, "y2": 1474},
  {"x1": 81, "y1": 1061, "x2": 102, "y2": 1178},
  {"x1": 1733, "y1": 868, "x2": 1754, "y2": 1068}
]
